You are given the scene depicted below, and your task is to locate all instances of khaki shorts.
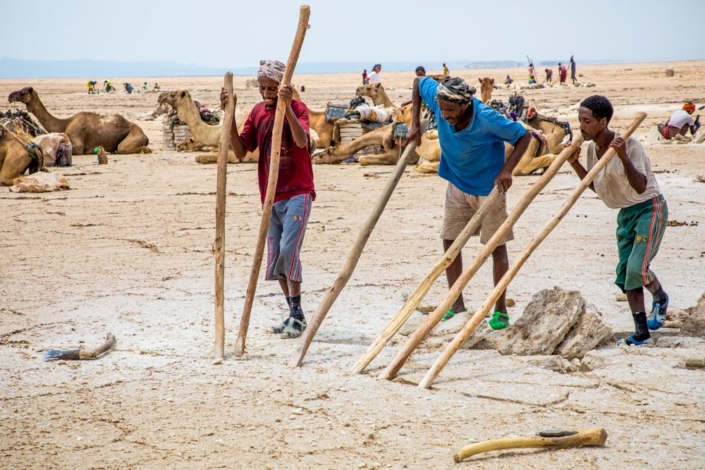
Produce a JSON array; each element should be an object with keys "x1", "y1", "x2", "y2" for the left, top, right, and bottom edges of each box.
[{"x1": 441, "y1": 182, "x2": 514, "y2": 245}]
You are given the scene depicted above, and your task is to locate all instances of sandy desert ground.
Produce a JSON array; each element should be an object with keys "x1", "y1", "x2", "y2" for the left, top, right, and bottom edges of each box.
[{"x1": 1, "y1": 61, "x2": 704, "y2": 469}]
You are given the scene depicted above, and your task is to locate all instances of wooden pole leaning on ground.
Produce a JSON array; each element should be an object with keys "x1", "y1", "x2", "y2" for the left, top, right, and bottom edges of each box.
[
  {"x1": 453, "y1": 428, "x2": 608, "y2": 463},
  {"x1": 213, "y1": 72, "x2": 235, "y2": 364},
  {"x1": 377, "y1": 135, "x2": 584, "y2": 380},
  {"x1": 289, "y1": 122, "x2": 426, "y2": 368},
  {"x1": 234, "y1": 5, "x2": 311, "y2": 358},
  {"x1": 351, "y1": 187, "x2": 502, "y2": 375},
  {"x1": 419, "y1": 112, "x2": 647, "y2": 389}
]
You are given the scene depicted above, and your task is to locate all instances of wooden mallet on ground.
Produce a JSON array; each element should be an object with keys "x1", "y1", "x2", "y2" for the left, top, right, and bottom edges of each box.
[
  {"x1": 234, "y1": 5, "x2": 311, "y2": 357},
  {"x1": 43, "y1": 333, "x2": 116, "y2": 361},
  {"x1": 454, "y1": 428, "x2": 608, "y2": 462},
  {"x1": 289, "y1": 122, "x2": 426, "y2": 368},
  {"x1": 213, "y1": 72, "x2": 235, "y2": 364},
  {"x1": 419, "y1": 112, "x2": 647, "y2": 389}
]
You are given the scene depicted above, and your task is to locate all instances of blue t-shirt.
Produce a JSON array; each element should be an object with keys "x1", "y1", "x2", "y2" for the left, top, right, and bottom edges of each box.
[{"x1": 419, "y1": 77, "x2": 526, "y2": 196}]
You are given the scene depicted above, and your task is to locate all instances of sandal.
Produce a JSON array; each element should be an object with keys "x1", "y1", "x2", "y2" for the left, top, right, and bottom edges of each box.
[
  {"x1": 442, "y1": 308, "x2": 468, "y2": 322},
  {"x1": 488, "y1": 311, "x2": 510, "y2": 330}
]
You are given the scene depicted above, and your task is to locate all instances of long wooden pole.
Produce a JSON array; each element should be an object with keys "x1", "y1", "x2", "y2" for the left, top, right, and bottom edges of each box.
[
  {"x1": 377, "y1": 135, "x2": 584, "y2": 380},
  {"x1": 289, "y1": 124, "x2": 424, "y2": 367},
  {"x1": 234, "y1": 5, "x2": 311, "y2": 357},
  {"x1": 454, "y1": 428, "x2": 608, "y2": 463},
  {"x1": 213, "y1": 72, "x2": 234, "y2": 364},
  {"x1": 419, "y1": 112, "x2": 647, "y2": 389},
  {"x1": 350, "y1": 187, "x2": 501, "y2": 374}
]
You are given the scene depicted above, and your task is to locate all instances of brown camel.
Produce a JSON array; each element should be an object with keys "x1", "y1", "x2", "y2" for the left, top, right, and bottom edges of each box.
[
  {"x1": 0, "y1": 126, "x2": 38, "y2": 185},
  {"x1": 313, "y1": 103, "x2": 424, "y2": 166},
  {"x1": 355, "y1": 83, "x2": 397, "y2": 108},
  {"x1": 159, "y1": 89, "x2": 327, "y2": 163},
  {"x1": 8, "y1": 87, "x2": 151, "y2": 155},
  {"x1": 479, "y1": 77, "x2": 494, "y2": 104}
]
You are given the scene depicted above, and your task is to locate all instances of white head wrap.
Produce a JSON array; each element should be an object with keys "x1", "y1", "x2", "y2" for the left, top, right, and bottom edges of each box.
[{"x1": 257, "y1": 60, "x2": 285, "y2": 84}]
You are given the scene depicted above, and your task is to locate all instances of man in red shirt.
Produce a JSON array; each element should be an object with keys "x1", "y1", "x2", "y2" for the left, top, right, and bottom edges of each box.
[{"x1": 221, "y1": 60, "x2": 316, "y2": 339}]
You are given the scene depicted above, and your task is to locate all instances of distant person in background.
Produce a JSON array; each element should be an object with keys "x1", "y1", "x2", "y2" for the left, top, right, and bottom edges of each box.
[
  {"x1": 558, "y1": 62, "x2": 567, "y2": 84},
  {"x1": 361, "y1": 69, "x2": 367, "y2": 85},
  {"x1": 143, "y1": 82, "x2": 149, "y2": 91},
  {"x1": 443, "y1": 63, "x2": 449, "y2": 75},
  {"x1": 124, "y1": 83, "x2": 134, "y2": 94},
  {"x1": 415, "y1": 66, "x2": 426, "y2": 77},
  {"x1": 570, "y1": 55, "x2": 577, "y2": 84},
  {"x1": 104, "y1": 80, "x2": 115, "y2": 93},
  {"x1": 153, "y1": 83, "x2": 161, "y2": 92},
  {"x1": 504, "y1": 74, "x2": 513, "y2": 85},
  {"x1": 366, "y1": 64, "x2": 382, "y2": 84},
  {"x1": 87, "y1": 81, "x2": 97, "y2": 94},
  {"x1": 527, "y1": 63, "x2": 536, "y2": 84},
  {"x1": 544, "y1": 68, "x2": 553, "y2": 83},
  {"x1": 658, "y1": 102, "x2": 700, "y2": 140}
]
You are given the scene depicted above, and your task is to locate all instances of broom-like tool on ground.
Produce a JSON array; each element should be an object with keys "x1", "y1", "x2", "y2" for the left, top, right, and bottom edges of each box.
[{"x1": 43, "y1": 333, "x2": 116, "y2": 361}]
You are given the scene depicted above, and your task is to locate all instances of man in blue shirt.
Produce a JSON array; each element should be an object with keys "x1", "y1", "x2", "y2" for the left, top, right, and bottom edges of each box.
[{"x1": 406, "y1": 77, "x2": 531, "y2": 329}]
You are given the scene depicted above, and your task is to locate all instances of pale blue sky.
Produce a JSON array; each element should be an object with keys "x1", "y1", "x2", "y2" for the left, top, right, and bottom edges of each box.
[{"x1": 2, "y1": 0, "x2": 703, "y2": 67}]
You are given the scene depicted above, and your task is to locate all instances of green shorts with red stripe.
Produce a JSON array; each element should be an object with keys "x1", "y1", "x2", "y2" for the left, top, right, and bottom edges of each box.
[{"x1": 615, "y1": 195, "x2": 668, "y2": 292}]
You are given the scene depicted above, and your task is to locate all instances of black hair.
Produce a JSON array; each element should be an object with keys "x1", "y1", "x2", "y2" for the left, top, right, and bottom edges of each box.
[
  {"x1": 580, "y1": 95, "x2": 613, "y2": 123},
  {"x1": 415, "y1": 66, "x2": 426, "y2": 74}
]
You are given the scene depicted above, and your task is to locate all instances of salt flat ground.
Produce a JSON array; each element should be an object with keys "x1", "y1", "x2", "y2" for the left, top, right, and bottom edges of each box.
[{"x1": 1, "y1": 61, "x2": 704, "y2": 469}]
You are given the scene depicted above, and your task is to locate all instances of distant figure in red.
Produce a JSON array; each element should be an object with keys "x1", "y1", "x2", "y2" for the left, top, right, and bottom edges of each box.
[
  {"x1": 558, "y1": 62, "x2": 567, "y2": 84},
  {"x1": 544, "y1": 68, "x2": 553, "y2": 83},
  {"x1": 361, "y1": 69, "x2": 367, "y2": 86}
]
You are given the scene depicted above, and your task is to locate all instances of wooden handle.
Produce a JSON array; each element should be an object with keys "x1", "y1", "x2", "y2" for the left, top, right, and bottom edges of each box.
[
  {"x1": 368, "y1": 136, "x2": 584, "y2": 379},
  {"x1": 234, "y1": 5, "x2": 311, "y2": 357},
  {"x1": 213, "y1": 72, "x2": 235, "y2": 364},
  {"x1": 419, "y1": 113, "x2": 647, "y2": 389},
  {"x1": 289, "y1": 121, "x2": 425, "y2": 368},
  {"x1": 454, "y1": 428, "x2": 608, "y2": 462},
  {"x1": 79, "y1": 333, "x2": 116, "y2": 359}
]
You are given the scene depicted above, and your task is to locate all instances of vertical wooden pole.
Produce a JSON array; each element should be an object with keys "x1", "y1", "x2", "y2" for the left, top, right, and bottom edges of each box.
[
  {"x1": 289, "y1": 129, "x2": 423, "y2": 368},
  {"x1": 213, "y1": 72, "x2": 235, "y2": 364},
  {"x1": 418, "y1": 113, "x2": 647, "y2": 389},
  {"x1": 234, "y1": 5, "x2": 311, "y2": 357}
]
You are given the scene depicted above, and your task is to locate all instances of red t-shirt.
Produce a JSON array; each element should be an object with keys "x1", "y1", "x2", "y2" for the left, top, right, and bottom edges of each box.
[{"x1": 239, "y1": 100, "x2": 316, "y2": 204}]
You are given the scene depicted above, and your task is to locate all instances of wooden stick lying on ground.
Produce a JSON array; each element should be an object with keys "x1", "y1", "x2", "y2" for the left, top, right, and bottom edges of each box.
[
  {"x1": 289, "y1": 122, "x2": 425, "y2": 367},
  {"x1": 351, "y1": 187, "x2": 501, "y2": 375},
  {"x1": 234, "y1": 5, "x2": 311, "y2": 357},
  {"x1": 213, "y1": 72, "x2": 235, "y2": 364},
  {"x1": 43, "y1": 333, "x2": 116, "y2": 361},
  {"x1": 453, "y1": 428, "x2": 608, "y2": 463},
  {"x1": 419, "y1": 112, "x2": 647, "y2": 389},
  {"x1": 377, "y1": 135, "x2": 583, "y2": 380}
]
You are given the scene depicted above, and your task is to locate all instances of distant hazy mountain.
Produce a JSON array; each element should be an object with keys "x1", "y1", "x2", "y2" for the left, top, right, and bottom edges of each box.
[{"x1": 0, "y1": 57, "x2": 623, "y2": 79}]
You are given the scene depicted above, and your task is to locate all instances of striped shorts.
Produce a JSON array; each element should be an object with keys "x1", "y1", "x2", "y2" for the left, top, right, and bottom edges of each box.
[
  {"x1": 615, "y1": 195, "x2": 668, "y2": 291},
  {"x1": 266, "y1": 193, "x2": 312, "y2": 283}
]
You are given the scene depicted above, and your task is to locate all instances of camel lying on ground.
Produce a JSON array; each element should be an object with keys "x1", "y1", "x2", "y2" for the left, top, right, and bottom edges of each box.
[
  {"x1": 0, "y1": 126, "x2": 39, "y2": 185},
  {"x1": 413, "y1": 119, "x2": 568, "y2": 176},
  {"x1": 159, "y1": 89, "x2": 328, "y2": 163},
  {"x1": 8, "y1": 87, "x2": 151, "y2": 154},
  {"x1": 313, "y1": 103, "x2": 428, "y2": 166}
]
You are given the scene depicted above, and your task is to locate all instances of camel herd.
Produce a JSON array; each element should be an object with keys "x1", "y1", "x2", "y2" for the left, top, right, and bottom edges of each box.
[{"x1": 1, "y1": 81, "x2": 573, "y2": 186}]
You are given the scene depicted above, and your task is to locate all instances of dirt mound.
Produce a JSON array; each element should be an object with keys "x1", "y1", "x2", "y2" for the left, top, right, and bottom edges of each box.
[{"x1": 681, "y1": 292, "x2": 705, "y2": 338}]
